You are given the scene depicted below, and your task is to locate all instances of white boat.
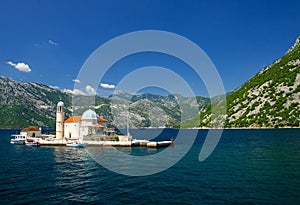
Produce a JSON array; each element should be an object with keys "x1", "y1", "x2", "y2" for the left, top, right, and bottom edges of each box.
[
  {"x1": 25, "y1": 142, "x2": 40, "y2": 147},
  {"x1": 147, "y1": 140, "x2": 173, "y2": 148},
  {"x1": 25, "y1": 138, "x2": 40, "y2": 147},
  {"x1": 10, "y1": 134, "x2": 26, "y2": 144},
  {"x1": 66, "y1": 141, "x2": 87, "y2": 148}
]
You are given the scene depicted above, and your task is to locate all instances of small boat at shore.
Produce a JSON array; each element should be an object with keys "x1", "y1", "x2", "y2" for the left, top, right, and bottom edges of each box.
[
  {"x1": 24, "y1": 138, "x2": 41, "y2": 147},
  {"x1": 146, "y1": 140, "x2": 173, "y2": 148},
  {"x1": 10, "y1": 135, "x2": 26, "y2": 145},
  {"x1": 25, "y1": 141, "x2": 40, "y2": 147},
  {"x1": 66, "y1": 141, "x2": 87, "y2": 148}
]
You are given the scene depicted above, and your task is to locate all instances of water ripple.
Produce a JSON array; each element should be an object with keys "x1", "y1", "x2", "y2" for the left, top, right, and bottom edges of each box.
[{"x1": 0, "y1": 129, "x2": 300, "y2": 204}]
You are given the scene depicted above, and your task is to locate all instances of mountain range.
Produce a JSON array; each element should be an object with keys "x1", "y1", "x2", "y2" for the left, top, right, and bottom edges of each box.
[
  {"x1": 0, "y1": 77, "x2": 208, "y2": 129},
  {"x1": 0, "y1": 36, "x2": 299, "y2": 129}
]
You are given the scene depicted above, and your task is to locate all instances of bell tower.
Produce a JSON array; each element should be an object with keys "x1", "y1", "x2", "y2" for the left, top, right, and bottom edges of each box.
[{"x1": 56, "y1": 101, "x2": 65, "y2": 139}]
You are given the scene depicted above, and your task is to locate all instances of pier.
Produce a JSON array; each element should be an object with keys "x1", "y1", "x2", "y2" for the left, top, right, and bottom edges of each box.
[{"x1": 37, "y1": 139, "x2": 173, "y2": 148}]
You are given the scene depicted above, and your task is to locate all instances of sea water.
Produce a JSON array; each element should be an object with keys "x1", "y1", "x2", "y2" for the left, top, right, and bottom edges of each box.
[{"x1": 0, "y1": 129, "x2": 299, "y2": 204}]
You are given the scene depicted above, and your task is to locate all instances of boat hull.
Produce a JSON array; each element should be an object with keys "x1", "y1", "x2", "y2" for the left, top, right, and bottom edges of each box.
[
  {"x1": 147, "y1": 141, "x2": 173, "y2": 148},
  {"x1": 10, "y1": 139, "x2": 25, "y2": 145},
  {"x1": 66, "y1": 143, "x2": 86, "y2": 148},
  {"x1": 25, "y1": 142, "x2": 40, "y2": 147}
]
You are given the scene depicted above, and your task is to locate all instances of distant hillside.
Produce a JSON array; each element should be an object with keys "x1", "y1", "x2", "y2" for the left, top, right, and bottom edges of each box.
[
  {"x1": 0, "y1": 78, "x2": 209, "y2": 129},
  {"x1": 185, "y1": 36, "x2": 300, "y2": 128},
  {"x1": 106, "y1": 91, "x2": 209, "y2": 128},
  {"x1": 3, "y1": 37, "x2": 298, "y2": 129},
  {"x1": 0, "y1": 77, "x2": 72, "y2": 128}
]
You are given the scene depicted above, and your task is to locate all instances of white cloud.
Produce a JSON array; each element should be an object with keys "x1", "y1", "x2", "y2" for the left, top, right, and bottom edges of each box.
[
  {"x1": 62, "y1": 85, "x2": 96, "y2": 96},
  {"x1": 6, "y1": 61, "x2": 31, "y2": 72},
  {"x1": 72, "y1": 79, "x2": 81, "y2": 83},
  {"x1": 62, "y1": 88, "x2": 86, "y2": 96},
  {"x1": 50, "y1": 85, "x2": 60, "y2": 90},
  {"x1": 85, "y1": 85, "x2": 97, "y2": 95},
  {"x1": 48, "y1": 39, "x2": 58, "y2": 46},
  {"x1": 100, "y1": 83, "x2": 115, "y2": 89},
  {"x1": 61, "y1": 89, "x2": 73, "y2": 94}
]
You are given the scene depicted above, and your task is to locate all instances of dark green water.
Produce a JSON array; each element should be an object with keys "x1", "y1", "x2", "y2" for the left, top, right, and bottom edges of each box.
[{"x1": 0, "y1": 129, "x2": 299, "y2": 204}]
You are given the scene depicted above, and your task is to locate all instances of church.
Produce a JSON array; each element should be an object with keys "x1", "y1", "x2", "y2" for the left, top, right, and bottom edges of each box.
[{"x1": 55, "y1": 101, "x2": 116, "y2": 142}]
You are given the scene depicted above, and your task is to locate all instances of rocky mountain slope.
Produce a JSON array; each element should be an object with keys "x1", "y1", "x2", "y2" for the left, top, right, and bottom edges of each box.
[
  {"x1": 2, "y1": 37, "x2": 299, "y2": 129},
  {"x1": 0, "y1": 78, "x2": 208, "y2": 129},
  {"x1": 105, "y1": 91, "x2": 208, "y2": 128},
  {"x1": 0, "y1": 77, "x2": 72, "y2": 128},
  {"x1": 189, "y1": 36, "x2": 300, "y2": 128}
]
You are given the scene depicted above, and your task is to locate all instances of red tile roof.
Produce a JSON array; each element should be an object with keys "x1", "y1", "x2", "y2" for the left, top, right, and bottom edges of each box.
[
  {"x1": 64, "y1": 116, "x2": 82, "y2": 123},
  {"x1": 93, "y1": 124, "x2": 105, "y2": 128},
  {"x1": 21, "y1": 126, "x2": 40, "y2": 132},
  {"x1": 98, "y1": 116, "x2": 108, "y2": 123},
  {"x1": 64, "y1": 115, "x2": 108, "y2": 123}
]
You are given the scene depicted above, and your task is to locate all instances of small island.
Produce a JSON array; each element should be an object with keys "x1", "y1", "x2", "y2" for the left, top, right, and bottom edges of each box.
[{"x1": 10, "y1": 101, "x2": 173, "y2": 148}]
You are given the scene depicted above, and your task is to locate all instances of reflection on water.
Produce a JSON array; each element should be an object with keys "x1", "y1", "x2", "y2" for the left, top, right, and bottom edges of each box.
[{"x1": 52, "y1": 147, "x2": 100, "y2": 202}]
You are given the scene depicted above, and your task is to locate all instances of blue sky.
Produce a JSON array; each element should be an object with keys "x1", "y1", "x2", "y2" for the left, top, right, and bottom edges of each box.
[{"x1": 0, "y1": 0, "x2": 300, "y2": 97}]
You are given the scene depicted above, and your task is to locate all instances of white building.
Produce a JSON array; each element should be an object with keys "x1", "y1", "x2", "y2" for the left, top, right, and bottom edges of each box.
[
  {"x1": 55, "y1": 101, "x2": 132, "y2": 142},
  {"x1": 56, "y1": 101, "x2": 64, "y2": 139},
  {"x1": 64, "y1": 109, "x2": 108, "y2": 141},
  {"x1": 55, "y1": 102, "x2": 110, "y2": 141},
  {"x1": 20, "y1": 126, "x2": 41, "y2": 138}
]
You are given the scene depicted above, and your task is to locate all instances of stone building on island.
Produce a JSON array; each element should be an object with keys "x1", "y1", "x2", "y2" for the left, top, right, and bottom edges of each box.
[
  {"x1": 20, "y1": 126, "x2": 41, "y2": 138},
  {"x1": 55, "y1": 101, "x2": 130, "y2": 142}
]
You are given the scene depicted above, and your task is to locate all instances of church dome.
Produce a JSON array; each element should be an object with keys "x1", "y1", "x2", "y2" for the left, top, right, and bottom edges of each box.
[
  {"x1": 82, "y1": 109, "x2": 97, "y2": 119},
  {"x1": 57, "y1": 101, "x2": 64, "y2": 107}
]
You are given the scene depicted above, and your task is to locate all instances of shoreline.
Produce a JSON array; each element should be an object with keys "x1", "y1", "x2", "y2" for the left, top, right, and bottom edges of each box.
[
  {"x1": 1, "y1": 127, "x2": 300, "y2": 131},
  {"x1": 186, "y1": 127, "x2": 300, "y2": 130}
]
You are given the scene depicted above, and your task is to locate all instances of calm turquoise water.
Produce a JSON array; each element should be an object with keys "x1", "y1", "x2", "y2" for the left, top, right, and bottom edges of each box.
[{"x1": 0, "y1": 129, "x2": 299, "y2": 204}]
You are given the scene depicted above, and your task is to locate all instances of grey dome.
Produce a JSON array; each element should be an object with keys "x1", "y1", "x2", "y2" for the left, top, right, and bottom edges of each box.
[
  {"x1": 57, "y1": 101, "x2": 64, "y2": 106},
  {"x1": 82, "y1": 109, "x2": 97, "y2": 119}
]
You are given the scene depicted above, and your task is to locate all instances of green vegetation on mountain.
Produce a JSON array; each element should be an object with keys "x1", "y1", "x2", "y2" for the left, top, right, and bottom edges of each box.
[
  {"x1": 1, "y1": 37, "x2": 299, "y2": 129},
  {"x1": 186, "y1": 36, "x2": 300, "y2": 128},
  {"x1": 0, "y1": 78, "x2": 208, "y2": 129},
  {"x1": 106, "y1": 91, "x2": 209, "y2": 128},
  {"x1": 0, "y1": 77, "x2": 72, "y2": 128}
]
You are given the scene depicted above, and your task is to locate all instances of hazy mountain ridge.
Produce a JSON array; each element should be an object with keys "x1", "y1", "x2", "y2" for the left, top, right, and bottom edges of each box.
[
  {"x1": 106, "y1": 91, "x2": 209, "y2": 128},
  {"x1": 0, "y1": 78, "x2": 209, "y2": 129}
]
